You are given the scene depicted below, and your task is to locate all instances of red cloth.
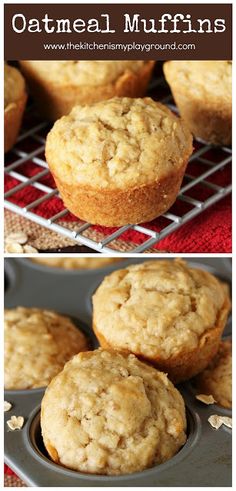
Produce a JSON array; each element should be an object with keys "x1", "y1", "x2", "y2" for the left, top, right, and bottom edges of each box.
[
  {"x1": 5, "y1": 155, "x2": 232, "y2": 252},
  {"x1": 4, "y1": 464, "x2": 15, "y2": 476}
]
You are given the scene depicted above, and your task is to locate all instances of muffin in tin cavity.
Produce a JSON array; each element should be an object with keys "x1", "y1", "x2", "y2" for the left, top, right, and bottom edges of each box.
[
  {"x1": 41, "y1": 349, "x2": 187, "y2": 475},
  {"x1": 4, "y1": 63, "x2": 27, "y2": 152},
  {"x1": 92, "y1": 259, "x2": 231, "y2": 383},
  {"x1": 4, "y1": 307, "x2": 88, "y2": 390},
  {"x1": 30, "y1": 257, "x2": 122, "y2": 270},
  {"x1": 163, "y1": 61, "x2": 232, "y2": 146},
  {"x1": 194, "y1": 339, "x2": 232, "y2": 409},
  {"x1": 46, "y1": 97, "x2": 193, "y2": 227},
  {"x1": 19, "y1": 60, "x2": 155, "y2": 120}
]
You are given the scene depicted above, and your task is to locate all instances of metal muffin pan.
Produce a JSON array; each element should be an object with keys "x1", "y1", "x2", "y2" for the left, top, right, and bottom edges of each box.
[{"x1": 4, "y1": 257, "x2": 232, "y2": 486}]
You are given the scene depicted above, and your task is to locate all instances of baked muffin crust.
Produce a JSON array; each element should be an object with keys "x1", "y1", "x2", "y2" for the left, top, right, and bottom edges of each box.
[
  {"x1": 195, "y1": 340, "x2": 232, "y2": 409},
  {"x1": 46, "y1": 97, "x2": 192, "y2": 190},
  {"x1": 41, "y1": 349, "x2": 187, "y2": 475},
  {"x1": 30, "y1": 257, "x2": 122, "y2": 270},
  {"x1": 92, "y1": 259, "x2": 230, "y2": 382},
  {"x1": 46, "y1": 97, "x2": 192, "y2": 226},
  {"x1": 19, "y1": 61, "x2": 149, "y2": 86},
  {"x1": 164, "y1": 61, "x2": 231, "y2": 101},
  {"x1": 4, "y1": 64, "x2": 27, "y2": 152},
  {"x1": 4, "y1": 64, "x2": 26, "y2": 109},
  {"x1": 163, "y1": 61, "x2": 232, "y2": 145},
  {"x1": 5, "y1": 307, "x2": 88, "y2": 389},
  {"x1": 19, "y1": 60, "x2": 155, "y2": 120}
]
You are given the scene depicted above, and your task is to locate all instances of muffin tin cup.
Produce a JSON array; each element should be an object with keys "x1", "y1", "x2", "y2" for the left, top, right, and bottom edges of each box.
[{"x1": 4, "y1": 257, "x2": 232, "y2": 486}]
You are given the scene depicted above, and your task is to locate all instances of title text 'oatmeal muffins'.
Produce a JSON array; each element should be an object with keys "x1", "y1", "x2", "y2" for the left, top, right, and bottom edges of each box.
[
  {"x1": 4, "y1": 307, "x2": 88, "y2": 390},
  {"x1": 163, "y1": 61, "x2": 232, "y2": 145},
  {"x1": 19, "y1": 60, "x2": 155, "y2": 120},
  {"x1": 4, "y1": 64, "x2": 27, "y2": 152},
  {"x1": 46, "y1": 97, "x2": 193, "y2": 227},
  {"x1": 195, "y1": 339, "x2": 232, "y2": 409},
  {"x1": 41, "y1": 349, "x2": 187, "y2": 475},
  {"x1": 92, "y1": 259, "x2": 231, "y2": 383}
]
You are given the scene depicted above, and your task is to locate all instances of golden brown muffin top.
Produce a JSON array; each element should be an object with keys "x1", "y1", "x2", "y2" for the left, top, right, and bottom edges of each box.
[
  {"x1": 46, "y1": 97, "x2": 192, "y2": 189},
  {"x1": 30, "y1": 257, "x2": 122, "y2": 270},
  {"x1": 195, "y1": 339, "x2": 232, "y2": 409},
  {"x1": 5, "y1": 307, "x2": 88, "y2": 389},
  {"x1": 92, "y1": 259, "x2": 229, "y2": 359},
  {"x1": 4, "y1": 64, "x2": 26, "y2": 109},
  {"x1": 20, "y1": 60, "x2": 149, "y2": 86},
  {"x1": 164, "y1": 61, "x2": 232, "y2": 102},
  {"x1": 41, "y1": 349, "x2": 186, "y2": 475}
]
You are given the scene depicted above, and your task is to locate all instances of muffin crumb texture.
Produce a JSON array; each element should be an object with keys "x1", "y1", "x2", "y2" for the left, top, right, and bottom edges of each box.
[
  {"x1": 41, "y1": 349, "x2": 187, "y2": 475},
  {"x1": 4, "y1": 307, "x2": 88, "y2": 389}
]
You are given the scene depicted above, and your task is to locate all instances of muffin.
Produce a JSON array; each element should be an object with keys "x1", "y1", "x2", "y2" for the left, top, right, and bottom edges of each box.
[
  {"x1": 195, "y1": 339, "x2": 232, "y2": 409},
  {"x1": 30, "y1": 257, "x2": 122, "y2": 270},
  {"x1": 19, "y1": 60, "x2": 155, "y2": 120},
  {"x1": 41, "y1": 349, "x2": 187, "y2": 475},
  {"x1": 4, "y1": 64, "x2": 27, "y2": 152},
  {"x1": 45, "y1": 97, "x2": 193, "y2": 227},
  {"x1": 163, "y1": 61, "x2": 232, "y2": 145},
  {"x1": 4, "y1": 307, "x2": 88, "y2": 389},
  {"x1": 92, "y1": 259, "x2": 231, "y2": 383}
]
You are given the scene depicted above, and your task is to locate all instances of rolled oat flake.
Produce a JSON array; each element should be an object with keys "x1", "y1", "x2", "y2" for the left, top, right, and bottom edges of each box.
[{"x1": 7, "y1": 415, "x2": 24, "y2": 431}]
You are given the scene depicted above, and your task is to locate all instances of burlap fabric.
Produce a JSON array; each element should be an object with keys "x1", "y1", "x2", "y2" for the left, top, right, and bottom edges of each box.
[{"x1": 4, "y1": 210, "x2": 160, "y2": 253}]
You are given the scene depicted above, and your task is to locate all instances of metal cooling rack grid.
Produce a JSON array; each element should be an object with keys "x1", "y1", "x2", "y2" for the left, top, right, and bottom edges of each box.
[{"x1": 4, "y1": 80, "x2": 232, "y2": 253}]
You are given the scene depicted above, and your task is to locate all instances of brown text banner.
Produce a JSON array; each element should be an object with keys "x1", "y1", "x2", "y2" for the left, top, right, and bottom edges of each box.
[{"x1": 5, "y1": 3, "x2": 232, "y2": 60}]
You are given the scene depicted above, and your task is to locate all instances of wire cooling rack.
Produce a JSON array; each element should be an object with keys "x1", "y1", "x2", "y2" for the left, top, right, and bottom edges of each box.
[{"x1": 4, "y1": 77, "x2": 232, "y2": 253}]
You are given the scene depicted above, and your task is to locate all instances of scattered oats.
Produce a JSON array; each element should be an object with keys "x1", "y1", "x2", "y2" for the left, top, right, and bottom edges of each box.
[
  {"x1": 5, "y1": 232, "x2": 28, "y2": 245},
  {"x1": 5, "y1": 242, "x2": 24, "y2": 253},
  {"x1": 7, "y1": 415, "x2": 24, "y2": 431},
  {"x1": 23, "y1": 245, "x2": 38, "y2": 253},
  {"x1": 208, "y1": 415, "x2": 232, "y2": 430},
  {"x1": 196, "y1": 394, "x2": 216, "y2": 405},
  {"x1": 208, "y1": 415, "x2": 223, "y2": 430},
  {"x1": 220, "y1": 417, "x2": 232, "y2": 429},
  {"x1": 4, "y1": 401, "x2": 12, "y2": 412}
]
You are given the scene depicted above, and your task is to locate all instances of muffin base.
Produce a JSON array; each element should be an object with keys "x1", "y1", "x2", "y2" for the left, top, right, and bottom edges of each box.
[
  {"x1": 20, "y1": 61, "x2": 155, "y2": 121},
  {"x1": 168, "y1": 89, "x2": 231, "y2": 146},
  {"x1": 49, "y1": 161, "x2": 188, "y2": 227},
  {"x1": 94, "y1": 296, "x2": 231, "y2": 383},
  {"x1": 4, "y1": 93, "x2": 27, "y2": 153}
]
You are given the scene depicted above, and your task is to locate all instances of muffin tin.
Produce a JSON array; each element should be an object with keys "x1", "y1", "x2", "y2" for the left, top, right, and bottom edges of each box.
[{"x1": 4, "y1": 257, "x2": 232, "y2": 486}]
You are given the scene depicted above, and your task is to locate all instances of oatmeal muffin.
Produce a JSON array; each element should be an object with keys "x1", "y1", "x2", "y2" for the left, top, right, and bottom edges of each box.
[
  {"x1": 4, "y1": 307, "x2": 88, "y2": 390},
  {"x1": 46, "y1": 97, "x2": 193, "y2": 227},
  {"x1": 19, "y1": 60, "x2": 155, "y2": 120},
  {"x1": 163, "y1": 61, "x2": 232, "y2": 145},
  {"x1": 4, "y1": 64, "x2": 27, "y2": 152},
  {"x1": 92, "y1": 259, "x2": 230, "y2": 383},
  {"x1": 41, "y1": 349, "x2": 187, "y2": 475},
  {"x1": 195, "y1": 339, "x2": 232, "y2": 409},
  {"x1": 30, "y1": 257, "x2": 122, "y2": 270}
]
